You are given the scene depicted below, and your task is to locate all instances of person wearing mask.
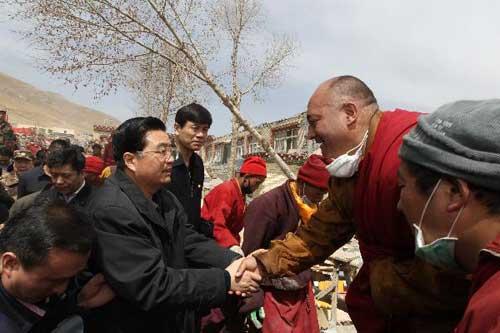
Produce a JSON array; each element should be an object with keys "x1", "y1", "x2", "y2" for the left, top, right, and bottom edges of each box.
[
  {"x1": 202, "y1": 156, "x2": 267, "y2": 255},
  {"x1": 241, "y1": 154, "x2": 330, "y2": 332},
  {"x1": 397, "y1": 99, "x2": 500, "y2": 332},
  {"x1": 236, "y1": 75, "x2": 469, "y2": 332},
  {"x1": 166, "y1": 103, "x2": 213, "y2": 236}
]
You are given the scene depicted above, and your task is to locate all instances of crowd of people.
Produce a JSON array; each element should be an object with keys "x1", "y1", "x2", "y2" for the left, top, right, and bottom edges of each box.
[{"x1": 0, "y1": 75, "x2": 498, "y2": 333}]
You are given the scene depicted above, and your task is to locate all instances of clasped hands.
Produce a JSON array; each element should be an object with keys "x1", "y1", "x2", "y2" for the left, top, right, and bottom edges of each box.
[{"x1": 224, "y1": 249, "x2": 268, "y2": 297}]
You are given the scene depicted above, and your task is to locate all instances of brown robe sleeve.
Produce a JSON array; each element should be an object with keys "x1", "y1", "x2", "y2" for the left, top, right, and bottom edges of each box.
[{"x1": 255, "y1": 177, "x2": 357, "y2": 276}]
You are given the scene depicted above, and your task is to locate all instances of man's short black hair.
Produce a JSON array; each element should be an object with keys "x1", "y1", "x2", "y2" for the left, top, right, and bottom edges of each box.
[
  {"x1": 0, "y1": 147, "x2": 13, "y2": 158},
  {"x1": 113, "y1": 117, "x2": 166, "y2": 169},
  {"x1": 175, "y1": 103, "x2": 212, "y2": 128},
  {"x1": 0, "y1": 200, "x2": 95, "y2": 269},
  {"x1": 35, "y1": 149, "x2": 47, "y2": 167},
  {"x1": 48, "y1": 139, "x2": 70, "y2": 153},
  {"x1": 47, "y1": 145, "x2": 85, "y2": 173},
  {"x1": 92, "y1": 143, "x2": 102, "y2": 150}
]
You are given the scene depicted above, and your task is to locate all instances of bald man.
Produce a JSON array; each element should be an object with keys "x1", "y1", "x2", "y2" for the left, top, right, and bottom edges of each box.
[{"x1": 239, "y1": 76, "x2": 470, "y2": 332}]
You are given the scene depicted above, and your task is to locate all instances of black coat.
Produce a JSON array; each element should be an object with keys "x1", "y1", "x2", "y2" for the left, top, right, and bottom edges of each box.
[
  {"x1": 87, "y1": 169, "x2": 238, "y2": 333},
  {"x1": 17, "y1": 166, "x2": 51, "y2": 199}
]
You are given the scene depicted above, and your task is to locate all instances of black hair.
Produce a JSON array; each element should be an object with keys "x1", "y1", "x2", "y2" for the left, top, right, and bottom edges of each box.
[
  {"x1": 48, "y1": 139, "x2": 70, "y2": 153},
  {"x1": 113, "y1": 117, "x2": 166, "y2": 169},
  {"x1": 328, "y1": 75, "x2": 378, "y2": 107},
  {"x1": 47, "y1": 145, "x2": 85, "y2": 173},
  {"x1": 0, "y1": 200, "x2": 95, "y2": 269},
  {"x1": 175, "y1": 103, "x2": 212, "y2": 128},
  {"x1": 73, "y1": 145, "x2": 85, "y2": 154},
  {"x1": 92, "y1": 143, "x2": 102, "y2": 150},
  {"x1": 0, "y1": 147, "x2": 13, "y2": 158},
  {"x1": 405, "y1": 161, "x2": 500, "y2": 216},
  {"x1": 35, "y1": 149, "x2": 47, "y2": 167}
]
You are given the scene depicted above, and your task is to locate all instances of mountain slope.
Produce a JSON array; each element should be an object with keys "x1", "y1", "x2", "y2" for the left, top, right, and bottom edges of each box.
[{"x1": 0, "y1": 72, "x2": 120, "y2": 133}]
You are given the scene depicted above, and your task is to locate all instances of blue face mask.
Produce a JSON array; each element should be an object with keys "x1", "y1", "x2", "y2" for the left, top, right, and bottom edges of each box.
[{"x1": 413, "y1": 179, "x2": 464, "y2": 270}]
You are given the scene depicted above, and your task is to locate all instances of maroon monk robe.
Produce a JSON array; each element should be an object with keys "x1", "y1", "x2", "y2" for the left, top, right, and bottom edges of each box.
[
  {"x1": 455, "y1": 234, "x2": 500, "y2": 333},
  {"x1": 350, "y1": 110, "x2": 420, "y2": 332}
]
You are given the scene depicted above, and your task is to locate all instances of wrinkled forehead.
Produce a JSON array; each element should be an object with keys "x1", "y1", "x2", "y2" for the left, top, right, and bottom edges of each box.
[
  {"x1": 144, "y1": 130, "x2": 170, "y2": 147},
  {"x1": 48, "y1": 163, "x2": 77, "y2": 174}
]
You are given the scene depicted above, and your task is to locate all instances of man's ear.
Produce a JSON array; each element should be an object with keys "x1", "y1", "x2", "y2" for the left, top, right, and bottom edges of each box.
[
  {"x1": 446, "y1": 179, "x2": 471, "y2": 213},
  {"x1": 1, "y1": 252, "x2": 20, "y2": 277},
  {"x1": 123, "y1": 152, "x2": 137, "y2": 172},
  {"x1": 43, "y1": 165, "x2": 51, "y2": 177},
  {"x1": 342, "y1": 102, "x2": 360, "y2": 127}
]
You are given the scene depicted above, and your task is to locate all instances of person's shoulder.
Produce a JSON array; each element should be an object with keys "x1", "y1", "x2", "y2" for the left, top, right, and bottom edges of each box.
[
  {"x1": 159, "y1": 188, "x2": 183, "y2": 209},
  {"x1": 458, "y1": 269, "x2": 500, "y2": 331},
  {"x1": 210, "y1": 179, "x2": 235, "y2": 194},
  {"x1": 193, "y1": 152, "x2": 204, "y2": 165},
  {"x1": 18, "y1": 166, "x2": 41, "y2": 181},
  {"x1": 88, "y1": 180, "x2": 127, "y2": 208}
]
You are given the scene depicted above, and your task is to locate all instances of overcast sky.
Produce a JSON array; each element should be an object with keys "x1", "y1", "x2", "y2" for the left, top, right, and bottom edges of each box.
[{"x1": 1, "y1": 1, "x2": 499, "y2": 135}]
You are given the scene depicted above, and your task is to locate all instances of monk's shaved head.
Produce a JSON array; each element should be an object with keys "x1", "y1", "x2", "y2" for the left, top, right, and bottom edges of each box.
[
  {"x1": 307, "y1": 75, "x2": 380, "y2": 158},
  {"x1": 313, "y1": 75, "x2": 378, "y2": 110}
]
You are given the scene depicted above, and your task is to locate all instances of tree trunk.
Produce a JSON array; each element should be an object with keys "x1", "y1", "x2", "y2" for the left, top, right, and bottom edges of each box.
[
  {"x1": 211, "y1": 88, "x2": 295, "y2": 179},
  {"x1": 228, "y1": 115, "x2": 239, "y2": 176}
]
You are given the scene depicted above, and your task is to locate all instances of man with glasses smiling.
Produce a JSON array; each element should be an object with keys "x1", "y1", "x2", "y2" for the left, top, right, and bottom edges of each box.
[
  {"x1": 166, "y1": 103, "x2": 213, "y2": 237},
  {"x1": 85, "y1": 117, "x2": 262, "y2": 333}
]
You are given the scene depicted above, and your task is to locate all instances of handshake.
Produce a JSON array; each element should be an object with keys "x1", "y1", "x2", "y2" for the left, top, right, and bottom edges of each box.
[{"x1": 224, "y1": 250, "x2": 268, "y2": 296}]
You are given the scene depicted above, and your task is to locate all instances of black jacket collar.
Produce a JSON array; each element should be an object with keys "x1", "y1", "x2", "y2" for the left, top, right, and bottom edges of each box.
[
  {"x1": 110, "y1": 169, "x2": 169, "y2": 229},
  {"x1": 0, "y1": 283, "x2": 41, "y2": 332}
]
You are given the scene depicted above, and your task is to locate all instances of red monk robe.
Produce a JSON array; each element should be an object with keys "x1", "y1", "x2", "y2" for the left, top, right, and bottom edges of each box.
[
  {"x1": 455, "y1": 234, "x2": 500, "y2": 333},
  {"x1": 201, "y1": 178, "x2": 246, "y2": 248},
  {"x1": 348, "y1": 110, "x2": 420, "y2": 331}
]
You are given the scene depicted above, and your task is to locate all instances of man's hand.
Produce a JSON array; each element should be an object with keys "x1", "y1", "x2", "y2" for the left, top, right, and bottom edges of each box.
[
  {"x1": 235, "y1": 249, "x2": 268, "y2": 279},
  {"x1": 225, "y1": 258, "x2": 262, "y2": 297},
  {"x1": 77, "y1": 273, "x2": 115, "y2": 309}
]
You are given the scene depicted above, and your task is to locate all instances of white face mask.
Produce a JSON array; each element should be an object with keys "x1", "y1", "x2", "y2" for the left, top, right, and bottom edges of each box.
[
  {"x1": 326, "y1": 131, "x2": 368, "y2": 178},
  {"x1": 413, "y1": 178, "x2": 464, "y2": 270},
  {"x1": 301, "y1": 183, "x2": 313, "y2": 206}
]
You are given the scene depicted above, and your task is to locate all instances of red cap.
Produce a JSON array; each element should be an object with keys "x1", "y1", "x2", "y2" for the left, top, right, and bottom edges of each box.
[
  {"x1": 84, "y1": 156, "x2": 105, "y2": 175},
  {"x1": 240, "y1": 156, "x2": 267, "y2": 177},
  {"x1": 297, "y1": 154, "x2": 330, "y2": 190}
]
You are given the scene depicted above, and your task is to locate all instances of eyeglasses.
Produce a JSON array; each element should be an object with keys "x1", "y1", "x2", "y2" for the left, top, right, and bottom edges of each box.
[{"x1": 137, "y1": 147, "x2": 172, "y2": 159}]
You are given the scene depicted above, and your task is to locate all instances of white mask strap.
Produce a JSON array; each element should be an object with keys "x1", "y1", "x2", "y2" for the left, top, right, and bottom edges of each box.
[
  {"x1": 447, "y1": 205, "x2": 464, "y2": 237},
  {"x1": 345, "y1": 130, "x2": 369, "y2": 155},
  {"x1": 418, "y1": 178, "x2": 442, "y2": 229}
]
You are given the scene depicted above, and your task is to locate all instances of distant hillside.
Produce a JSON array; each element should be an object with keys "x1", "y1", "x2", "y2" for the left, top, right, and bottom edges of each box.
[{"x1": 0, "y1": 72, "x2": 120, "y2": 133}]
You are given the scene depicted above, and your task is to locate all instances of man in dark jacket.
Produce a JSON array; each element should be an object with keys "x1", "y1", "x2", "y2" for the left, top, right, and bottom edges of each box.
[
  {"x1": 0, "y1": 200, "x2": 111, "y2": 333},
  {"x1": 166, "y1": 103, "x2": 213, "y2": 237},
  {"x1": 10, "y1": 145, "x2": 93, "y2": 217},
  {"x1": 87, "y1": 117, "x2": 261, "y2": 333},
  {"x1": 17, "y1": 139, "x2": 70, "y2": 198}
]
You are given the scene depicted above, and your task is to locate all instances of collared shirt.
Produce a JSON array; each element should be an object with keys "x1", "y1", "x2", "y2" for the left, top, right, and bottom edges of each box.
[
  {"x1": 165, "y1": 153, "x2": 204, "y2": 231},
  {"x1": 0, "y1": 282, "x2": 42, "y2": 333},
  {"x1": 62, "y1": 180, "x2": 86, "y2": 203}
]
